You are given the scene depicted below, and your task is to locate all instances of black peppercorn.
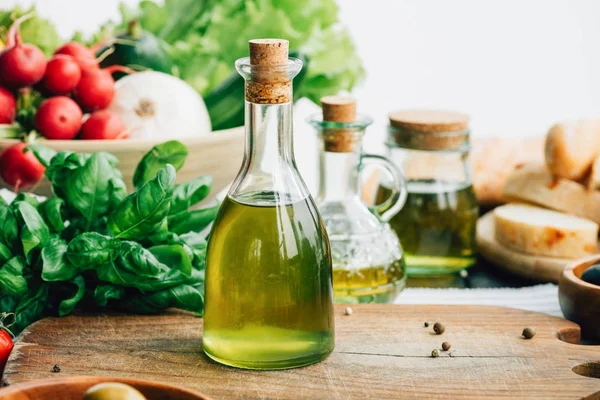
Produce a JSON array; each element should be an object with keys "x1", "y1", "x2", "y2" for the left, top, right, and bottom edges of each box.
[
  {"x1": 424, "y1": 322, "x2": 429, "y2": 327},
  {"x1": 433, "y1": 322, "x2": 445, "y2": 334},
  {"x1": 522, "y1": 327, "x2": 536, "y2": 339},
  {"x1": 52, "y1": 364, "x2": 61, "y2": 373}
]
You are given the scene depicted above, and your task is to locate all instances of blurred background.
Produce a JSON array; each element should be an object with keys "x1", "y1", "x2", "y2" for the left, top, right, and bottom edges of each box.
[
  {"x1": 4, "y1": 0, "x2": 600, "y2": 135},
  {"x1": 2, "y1": 0, "x2": 600, "y2": 189}
]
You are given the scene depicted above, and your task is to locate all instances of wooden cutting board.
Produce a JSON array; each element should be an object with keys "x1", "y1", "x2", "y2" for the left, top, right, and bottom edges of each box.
[
  {"x1": 476, "y1": 211, "x2": 585, "y2": 283},
  {"x1": 3, "y1": 305, "x2": 599, "y2": 399}
]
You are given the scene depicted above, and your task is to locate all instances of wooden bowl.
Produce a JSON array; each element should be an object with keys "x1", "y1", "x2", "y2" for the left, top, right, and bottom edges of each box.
[
  {"x1": 558, "y1": 255, "x2": 600, "y2": 340},
  {"x1": 0, "y1": 375, "x2": 213, "y2": 400},
  {"x1": 0, "y1": 127, "x2": 244, "y2": 198}
]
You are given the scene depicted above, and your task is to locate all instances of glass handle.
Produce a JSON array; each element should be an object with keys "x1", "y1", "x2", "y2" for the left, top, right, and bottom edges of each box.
[{"x1": 361, "y1": 153, "x2": 407, "y2": 222}]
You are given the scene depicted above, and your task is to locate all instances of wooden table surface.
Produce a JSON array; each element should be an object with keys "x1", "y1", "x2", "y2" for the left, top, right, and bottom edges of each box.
[{"x1": 3, "y1": 305, "x2": 599, "y2": 399}]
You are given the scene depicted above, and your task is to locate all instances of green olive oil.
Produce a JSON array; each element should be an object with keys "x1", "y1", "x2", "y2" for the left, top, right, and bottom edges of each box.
[
  {"x1": 333, "y1": 261, "x2": 406, "y2": 304},
  {"x1": 377, "y1": 180, "x2": 478, "y2": 275},
  {"x1": 203, "y1": 191, "x2": 335, "y2": 370}
]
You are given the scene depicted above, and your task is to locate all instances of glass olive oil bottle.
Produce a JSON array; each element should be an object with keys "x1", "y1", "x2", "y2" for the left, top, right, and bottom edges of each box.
[
  {"x1": 309, "y1": 97, "x2": 408, "y2": 304},
  {"x1": 380, "y1": 110, "x2": 479, "y2": 276},
  {"x1": 203, "y1": 39, "x2": 334, "y2": 370}
]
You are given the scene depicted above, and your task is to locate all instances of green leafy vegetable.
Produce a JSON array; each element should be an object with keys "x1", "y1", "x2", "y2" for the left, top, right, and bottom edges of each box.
[
  {"x1": 93, "y1": 0, "x2": 363, "y2": 102},
  {"x1": 170, "y1": 176, "x2": 212, "y2": 215},
  {"x1": 168, "y1": 205, "x2": 219, "y2": 235},
  {"x1": 12, "y1": 202, "x2": 50, "y2": 259},
  {"x1": 133, "y1": 141, "x2": 187, "y2": 189},
  {"x1": 0, "y1": 256, "x2": 28, "y2": 297},
  {"x1": 38, "y1": 198, "x2": 65, "y2": 233},
  {"x1": 41, "y1": 237, "x2": 77, "y2": 282},
  {"x1": 108, "y1": 165, "x2": 175, "y2": 240},
  {"x1": 58, "y1": 276, "x2": 85, "y2": 316},
  {"x1": 0, "y1": 140, "x2": 216, "y2": 335},
  {"x1": 0, "y1": 5, "x2": 61, "y2": 57}
]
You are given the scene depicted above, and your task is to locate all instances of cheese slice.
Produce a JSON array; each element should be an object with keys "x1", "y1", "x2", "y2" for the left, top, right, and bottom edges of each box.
[{"x1": 494, "y1": 203, "x2": 598, "y2": 258}]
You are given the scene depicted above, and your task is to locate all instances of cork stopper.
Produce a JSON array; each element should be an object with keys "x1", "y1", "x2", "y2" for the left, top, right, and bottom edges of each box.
[
  {"x1": 249, "y1": 39, "x2": 289, "y2": 66},
  {"x1": 388, "y1": 109, "x2": 470, "y2": 150},
  {"x1": 322, "y1": 96, "x2": 357, "y2": 123},
  {"x1": 321, "y1": 96, "x2": 361, "y2": 153},
  {"x1": 245, "y1": 39, "x2": 292, "y2": 104}
]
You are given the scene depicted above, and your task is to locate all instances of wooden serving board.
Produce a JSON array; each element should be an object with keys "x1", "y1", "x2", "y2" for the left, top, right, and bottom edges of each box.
[
  {"x1": 476, "y1": 211, "x2": 586, "y2": 282},
  {"x1": 3, "y1": 305, "x2": 599, "y2": 399}
]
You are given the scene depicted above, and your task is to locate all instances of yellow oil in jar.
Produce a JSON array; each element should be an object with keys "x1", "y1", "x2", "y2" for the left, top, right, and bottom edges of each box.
[
  {"x1": 203, "y1": 191, "x2": 335, "y2": 370},
  {"x1": 377, "y1": 180, "x2": 478, "y2": 275},
  {"x1": 333, "y1": 260, "x2": 406, "y2": 304}
]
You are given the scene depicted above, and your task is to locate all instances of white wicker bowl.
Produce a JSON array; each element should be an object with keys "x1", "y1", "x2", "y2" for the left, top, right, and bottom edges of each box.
[{"x1": 0, "y1": 127, "x2": 245, "y2": 198}]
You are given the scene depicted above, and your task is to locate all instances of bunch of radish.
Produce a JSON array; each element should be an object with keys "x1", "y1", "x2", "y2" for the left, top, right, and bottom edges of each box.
[{"x1": 0, "y1": 16, "x2": 131, "y2": 190}]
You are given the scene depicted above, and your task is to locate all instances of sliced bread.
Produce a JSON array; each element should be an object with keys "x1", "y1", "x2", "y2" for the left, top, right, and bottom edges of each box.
[
  {"x1": 494, "y1": 203, "x2": 598, "y2": 258},
  {"x1": 503, "y1": 162, "x2": 600, "y2": 223}
]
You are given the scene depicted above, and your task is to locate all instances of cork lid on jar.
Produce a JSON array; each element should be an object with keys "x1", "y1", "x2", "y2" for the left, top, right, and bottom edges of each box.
[
  {"x1": 319, "y1": 96, "x2": 367, "y2": 153},
  {"x1": 388, "y1": 109, "x2": 470, "y2": 151}
]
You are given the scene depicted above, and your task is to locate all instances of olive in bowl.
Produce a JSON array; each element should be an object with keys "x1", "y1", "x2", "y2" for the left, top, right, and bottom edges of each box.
[{"x1": 559, "y1": 256, "x2": 600, "y2": 341}]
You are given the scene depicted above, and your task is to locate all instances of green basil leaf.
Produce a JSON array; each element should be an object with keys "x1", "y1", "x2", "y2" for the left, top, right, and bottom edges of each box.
[
  {"x1": 27, "y1": 144, "x2": 57, "y2": 168},
  {"x1": 45, "y1": 151, "x2": 126, "y2": 225},
  {"x1": 0, "y1": 294, "x2": 17, "y2": 314},
  {"x1": 13, "y1": 192, "x2": 40, "y2": 208},
  {"x1": 133, "y1": 140, "x2": 187, "y2": 189},
  {"x1": 13, "y1": 283, "x2": 48, "y2": 334},
  {"x1": 65, "y1": 153, "x2": 128, "y2": 226},
  {"x1": 0, "y1": 256, "x2": 28, "y2": 297},
  {"x1": 168, "y1": 205, "x2": 219, "y2": 235},
  {"x1": 170, "y1": 176, "x2": 212, "y2": 215},
  {"x1": 0, "y1": 204, "x2": 18, "y2": 253},
  {"x1": 148, "y1": 244, "x2": 192, "y2": 277},
  {"x1": 66, "y1": 232, "x2": 119, "y2": 269},
  {"x1": 41, "y1": 237, "x2": 77, "y2": 282},
  {"x1": 58, "y1": 275, "x2": 85, "y2": 316},
  {"x1": 108, "y1": 165, "x2": 176, "y2": 240},
  {"x1": 94, "y1": 284, "x2": 125, "y2": 307},
  {"x1": 97, "y1": 240, "x2": 191, "y2": 291},
  {"x1": 0, "y1": 242, "x2": 11, "y2": 263},
  {"x1": 115, "y1": 284, "x2": 204, "y2": 314},
  {"x1": 38, "y1": 197, "x2": 65, "y2": 233},
  {"x1": 12, "y1": 201, "x2": 50, "y2": 258}
]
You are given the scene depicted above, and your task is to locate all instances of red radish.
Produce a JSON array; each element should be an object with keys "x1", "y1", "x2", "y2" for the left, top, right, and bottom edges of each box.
[
  {"x1": 35, "y1": 96, "x2": 83, "y2": 140},
  {"x1": 0, "y1": 142, "x2": 45, "y2": 190},
  {"x1": 54, "y1": 42, "x2": 98, "y2": 71},
  {"x1": 80, "y1": 110, "x2": 127, "y2": 140},
  {"x1": 0, "y1": 15, "x2": 47, "y2": 89},
  {"x1": 74, "y1": 65, "x2": 134, "y2": 111},
  {"x1": 43, "y1": 54, "x2": 81, "y2": 95},
  {"x1": 0, "y1": 87, "x2": 16, "y2": 123}
]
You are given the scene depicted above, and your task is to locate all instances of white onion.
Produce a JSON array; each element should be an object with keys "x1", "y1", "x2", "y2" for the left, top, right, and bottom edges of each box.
[{"x1": 108, "y1": 71, "x2": 212, "y2": 140}]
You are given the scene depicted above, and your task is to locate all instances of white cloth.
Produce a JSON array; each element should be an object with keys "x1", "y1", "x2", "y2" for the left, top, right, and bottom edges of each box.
[{"x1": 395, "y1": 283, "x2": 562, "y2": 317}]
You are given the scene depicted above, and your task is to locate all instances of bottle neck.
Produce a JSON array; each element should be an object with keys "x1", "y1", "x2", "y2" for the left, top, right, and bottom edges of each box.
[
  {"x1": 230, "y1": 101, "x2": 308, "y2": 202},
  {"x1": 317, "y1": 135, "x2": 363, "y2": 204}
]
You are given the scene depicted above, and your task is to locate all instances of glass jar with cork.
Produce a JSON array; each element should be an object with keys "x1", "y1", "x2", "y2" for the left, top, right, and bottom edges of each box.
[
  {"x1": 309, "y1": 96, "x2": 408, "y2": 304},
  {"x1": 203, "y1": 39, "x2": 335, "y2": 370},
  {"x1": 377, "y1": 110, "x2": 479, "y2": 276}
]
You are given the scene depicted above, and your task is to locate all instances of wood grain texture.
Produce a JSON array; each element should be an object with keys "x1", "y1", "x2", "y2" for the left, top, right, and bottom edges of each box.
[
  {"x1": 3, "y1": 305, "x2": 600, "y2": 399},
  {"x1": 0, "y1": 376, "x2": 212, "y2": 400},
  {"x1": 477, "y1": 211, "x2": 580, "y2": 282}
]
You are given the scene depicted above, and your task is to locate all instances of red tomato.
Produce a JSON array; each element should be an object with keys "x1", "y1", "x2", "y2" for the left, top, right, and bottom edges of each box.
[{"x1": 0, "y1": 329, "x2": 13, "y2": 373}]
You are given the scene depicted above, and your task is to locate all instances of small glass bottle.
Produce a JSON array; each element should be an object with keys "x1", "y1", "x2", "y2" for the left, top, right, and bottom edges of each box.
[
  {"x1": 309, "y1": 96, "x2": 408, "y2": 304},
  {"x1": 203, "y1": 39, "x2": 334, "y2": 370},
  {"x1": 378, "y1": 110, "x2": 479, "y2": 276}
]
